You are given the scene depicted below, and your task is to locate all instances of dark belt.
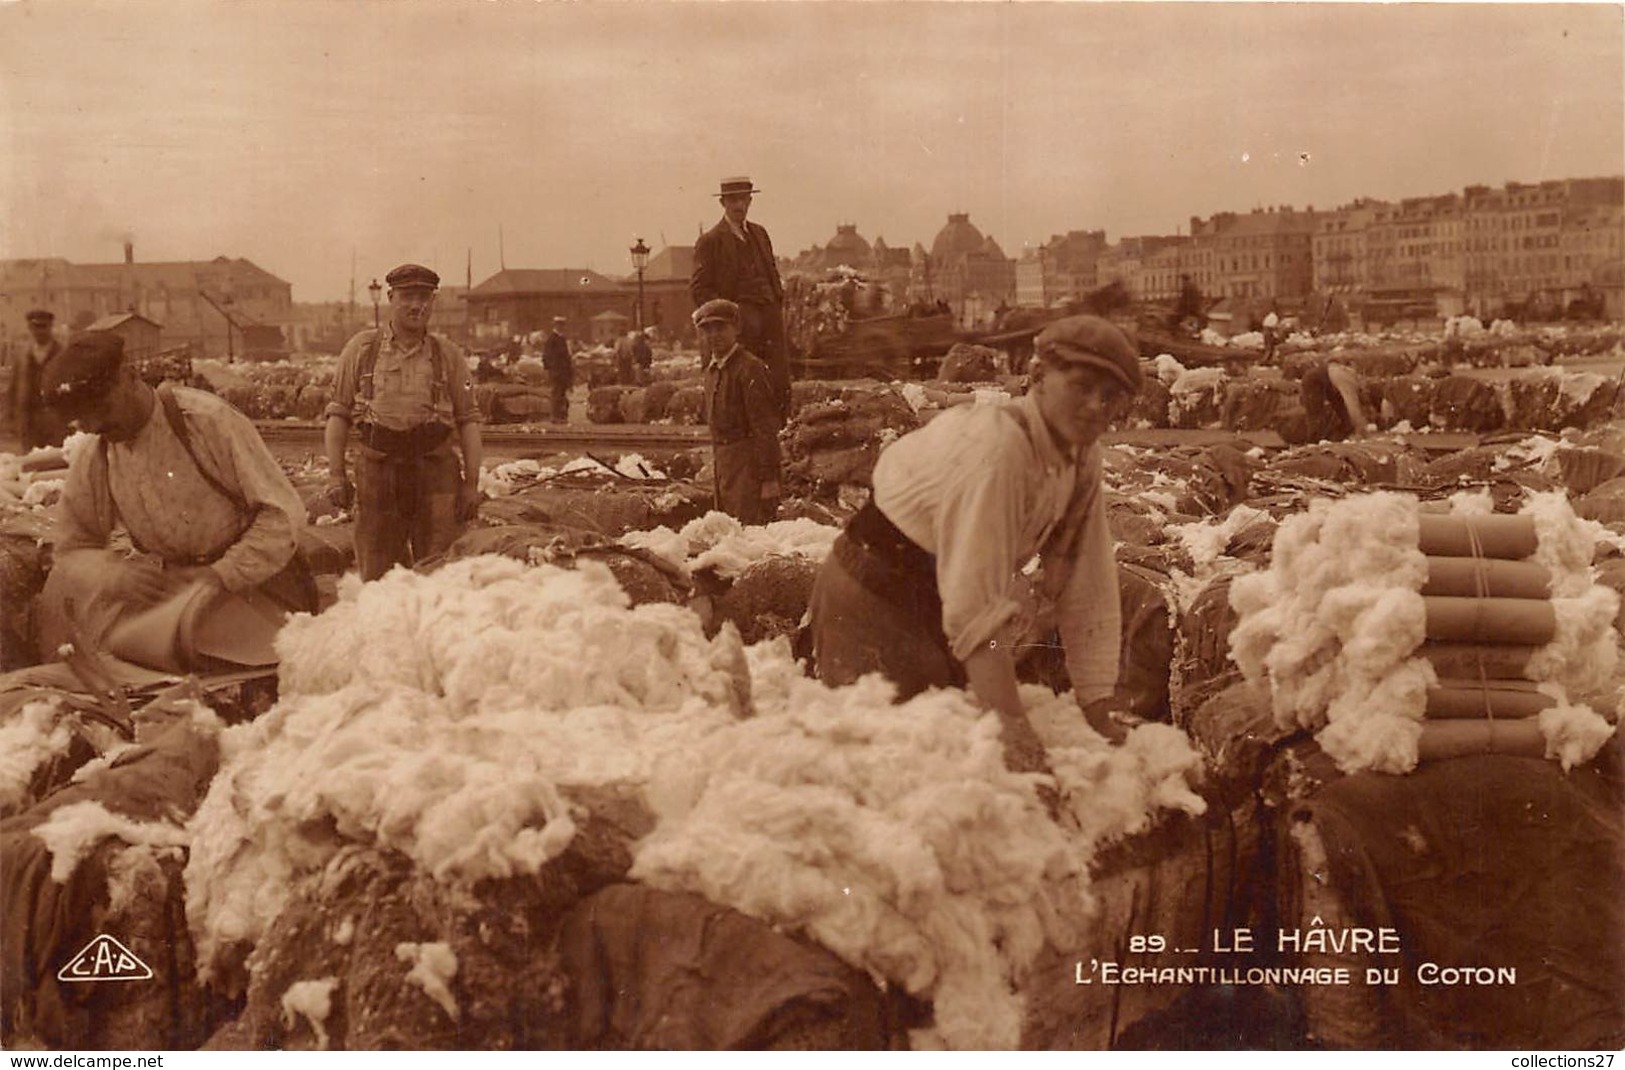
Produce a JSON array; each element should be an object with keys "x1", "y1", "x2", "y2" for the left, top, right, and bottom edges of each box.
[
  {"x1": 358, "y1": 421, "x2": 451, "y2": 457},
  {"x1": 833, "y1": 500, "x2": 964, "y2": 687}
]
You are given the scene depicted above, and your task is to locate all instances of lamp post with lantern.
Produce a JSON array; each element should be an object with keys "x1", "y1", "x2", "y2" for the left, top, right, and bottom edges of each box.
[
  {"x1": 629, "y1": 238, "x2": 650, "y2": 331},
  {"x1": 368, "y1": 278, "x2": 382, "y2": 328}
]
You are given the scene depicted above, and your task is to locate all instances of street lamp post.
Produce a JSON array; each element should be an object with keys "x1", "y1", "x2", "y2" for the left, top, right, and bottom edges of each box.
[
  {"x1": 368, "y1": 278, "x2": 382, "y2": 328},
  {"x1": 629, "y1": 238, "x2": 650, "y2": 331},
  {"x1": 222, "y1": 294, "x2": 235, "y2": 362}
]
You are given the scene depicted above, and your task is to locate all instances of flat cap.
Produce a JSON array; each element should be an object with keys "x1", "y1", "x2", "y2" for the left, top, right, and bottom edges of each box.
[
  {"x1": 385, "y1": 263, "x2": 439, "y2": 290},
  {"x1": 25, "y1": 308, "x2": 55, "y2": 326},
  {"x1": 1034, "y1": 315, "x2": 1143, "y2": 392},
  {"x1": 41, "y1": 331, "x2": 125, "y2": 406},
  {"x1": 692, "y1": 298, "x2": 740, "y2": 327}
]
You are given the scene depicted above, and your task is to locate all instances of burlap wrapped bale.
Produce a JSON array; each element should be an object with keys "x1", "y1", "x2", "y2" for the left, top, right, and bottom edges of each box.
[
  {"x1": 1381, "y1": 376, "x2": 1437, "y2": 429},
  {"x1": 1506, "y1": 372, "x2": 1618, "y2": 432},
  {"x1": 712, "y1": 555, "x2": 820, "y2": 645},
  {"x1": 1167, "y1": 373, "x2": 1224, "y2": 430},
  {"x1": 0, "y1": 534, "x2": 45, "y2": 671},
  {"x1": 475, "y1": 482, "x2": 710, "y2": 539},
  {"x1": 489, "y1": 387, "x2": 550, "y2": 424},
  {"x1": 1220, "y1": 376, "x2": 1299, "y2": 432},
  {"x1": 237, "y1": 789, "x2": 647, "y2": 1050},
  {"x1": 1576, "y1": 476, "x2": 1625, "y2": 526},
  {"x1": 937, "y1": 343, "x2": 1001, "y2": 384},
  {"x1": 619, "y1": 389, "x2": 649, "y2": 424},
  {"x1": 587, "y1": 387, "x2": 629, "y2": 424},
  {"x1": 1429, "y1": 375, "x2": 1506, "y2": 433},
  {"x1": 1, "y1": 712, "x2": 226, "y2": 1050},
  {"x1": 1171, "y1": 573, "x2": 1245, "y2": 726},
  {"x1": 781, "y1": 390, "x2": 919, "y2": 497},
  {"x1": 665, "y1": 387, "x2": 705, "y2": 426},
  {"x1": 293, "y1": 385, "x2": 330, "y2": 421},
  {"x1": 641, "y1": 380, "x2": 680, "y2": 422},
  {"x1": 1128, "y1": 378, "x2": 1172, "y2": 429}
]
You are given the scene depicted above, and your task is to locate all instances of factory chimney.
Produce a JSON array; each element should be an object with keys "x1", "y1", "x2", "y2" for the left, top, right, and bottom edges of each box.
[{"x1": 124, "y1": 241, "x2": 134, "y2": 264}]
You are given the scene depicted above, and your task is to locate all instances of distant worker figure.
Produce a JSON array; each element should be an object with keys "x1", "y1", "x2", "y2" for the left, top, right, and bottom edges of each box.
[
  {"x1": 695, "y1": 299, "x2": 782, "y2": 525},
  {"x1": 1172, "y1": 274, "x2": 1204, "y2": 332},
  {"x1": 691, "y1": 176, "x2": 792, "y2": 418},
  {"x1": 542, "y1": 316, "x2": 573, "y2": 424},
  {"x1": 324, "y1": 264, "x2": 484, "y2": 581},
  {"x1": 39, "y1": 330, "x2": 317, "y2": 667},
  {"x1": 633, "y1": 327, "x2": 654, "y2": 385},
  {"x1": 1299, "y1": 359, "x2": 1367, "y2": 442},
  {"x1": 614, "y1": 330, "x2": 639, "y2": 386},
  {"x1": 9, "y1": 309, "x2": 70, "y2": 451}
]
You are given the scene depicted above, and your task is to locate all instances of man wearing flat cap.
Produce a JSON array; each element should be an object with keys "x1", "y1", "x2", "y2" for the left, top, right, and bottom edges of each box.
[
  {"x1": 805, "y1": 314, "x2": 1144, "y2": 781},
  {"x1": 324, "y1": 263, "x2": 484, "y2": 581},
  {"x1": 39, "y1": 329, "x2": 316, "y2": 665},
  {"x1": 8, "y1": 309, "x2": 70, "y2": 450},
  {"x1": 694, "y1": 298, "x2": 783, "y2": 524},
  {"x1": 691, "y1": 176, "x2": 792, "y2": 418}
]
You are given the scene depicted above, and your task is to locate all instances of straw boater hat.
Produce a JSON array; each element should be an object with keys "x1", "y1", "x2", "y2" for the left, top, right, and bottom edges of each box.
[{"x1": 717, "y1": 177, "x2": 761, "y2": 198}]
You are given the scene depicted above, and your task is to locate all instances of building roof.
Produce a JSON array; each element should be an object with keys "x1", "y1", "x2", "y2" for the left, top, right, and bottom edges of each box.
[
  {"x1": 823, "y1": 224, "x2": 873, "y2": 266},
  {"x1": 931, "y1": 213, "x2": 988, "y2": 262},
  {"x1": 88, "y1": 311, "x2": 163, "y2": 331},
  {"x1": 642, "y1": 245, "x2": 694, "y2": 283},
  {"x1": 469, "y1": 268, "x2": 621, "y2": 297}
]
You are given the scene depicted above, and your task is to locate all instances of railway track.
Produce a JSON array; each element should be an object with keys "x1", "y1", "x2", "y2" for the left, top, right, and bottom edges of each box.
[{"x1": 255, "y1": 421, "x2": 710, "y2": 458}]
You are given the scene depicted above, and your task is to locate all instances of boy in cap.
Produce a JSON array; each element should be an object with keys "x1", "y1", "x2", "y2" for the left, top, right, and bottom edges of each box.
[
  {"x1": 691, "y1": 176, "x2": 791, "y2": 417},
  {"x1": 541, "y1": 316, "x2": 573, "y2": 423},
  {"x1": 695, "y1": 298, "x2": 783, "y2": 524},
  {"x1": 38, "y1": 330, "x2": 315, "y2": 662},
  {"x1": 8, "y1": 309, "x2": 70, "y2": 450},
  {"x1": 806, "y1": 314, "x2": 1142, "y2": 777},
  {"x1": 324, "y1": 263, "x2": 484, "y2": 581}
]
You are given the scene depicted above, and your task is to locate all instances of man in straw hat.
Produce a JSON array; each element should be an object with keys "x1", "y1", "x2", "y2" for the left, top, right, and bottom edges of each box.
[
  {"x1": 691, "y1": 176, "x2": 791, "y2": 417},
  {"x1": 804, "y1": 315, "x2": 1145, "y2": 778}
]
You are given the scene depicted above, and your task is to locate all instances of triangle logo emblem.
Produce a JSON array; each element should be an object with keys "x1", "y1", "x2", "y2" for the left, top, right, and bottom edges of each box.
[{"x1": 57, "y1": 935, "x2": 153, "y2": 983}]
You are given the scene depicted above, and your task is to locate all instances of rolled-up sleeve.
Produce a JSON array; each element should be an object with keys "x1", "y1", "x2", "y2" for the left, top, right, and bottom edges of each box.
[
  {"x1": 1054, "y1": 451, "x2": 1121, "y2": 703},
  {"x1": 444, "y1": 340, "x2": 481, "y2": 427},
  {"x1": 324, "y1": 331, "x2": 369, "y2": 421},
  {"x1": 932, "y1": 438, "x2": 1032, "y2": 663}
]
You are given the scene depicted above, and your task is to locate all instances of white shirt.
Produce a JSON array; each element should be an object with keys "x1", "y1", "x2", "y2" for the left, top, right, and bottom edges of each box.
[{"x1": 870, "y1": 390, "x2": 1121, "y2": 702}]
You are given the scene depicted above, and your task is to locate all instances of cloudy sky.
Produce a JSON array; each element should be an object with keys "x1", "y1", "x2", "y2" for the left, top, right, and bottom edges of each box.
[{"x1": 1, "y1": 1, "x2": 1620, "y2": 302}]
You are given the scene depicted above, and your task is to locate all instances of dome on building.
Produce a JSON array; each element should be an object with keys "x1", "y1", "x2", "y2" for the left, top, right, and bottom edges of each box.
[
  {"x1": 931, "y1": 213, "x2": 988, "y2": 262},
  {"x1": 823, "y1": 224, "x2": 873, "y2": 267},
  {"x1": 979, "y1": 235, "x2": 1007, "y2": 260}
]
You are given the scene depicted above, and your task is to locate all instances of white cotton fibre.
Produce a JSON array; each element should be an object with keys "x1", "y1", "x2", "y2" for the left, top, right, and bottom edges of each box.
[
  {"x1": 0, "y1": 700, "x2": 75, "y2": 815},
  {"x1": 632, "y1": 673, "x2": 1092, "y2": 1050},
  {"x1": 1536, "y1": 693, "x2": 1617, "y2": 772},
  {"x1": 33, "y1": 801, "x2": 190, "y2": 882},
  {"x1": 190, "y1": 557, "x2": 750, "y2": 982}
]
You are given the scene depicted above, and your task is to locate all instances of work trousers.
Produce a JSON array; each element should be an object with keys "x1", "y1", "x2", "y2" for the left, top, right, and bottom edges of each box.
[
  {"x1": 804, "y1": 502, "x2": 964, "y2": 698},
  {"x1": 355, "y1": 447, "x2": 463, "y2": 580},
  {"x1": 712, "y1": 439, "x2": 776, "y2": 525},
  {"x1": 738, "y1": 301, "x2": 792, "y2": 419},
  {"x1": 550, "y1": 380, "x2": 571, "y2": 423}
]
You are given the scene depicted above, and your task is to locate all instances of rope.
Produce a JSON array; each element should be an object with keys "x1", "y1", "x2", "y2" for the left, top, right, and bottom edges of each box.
[{"x1": 1466, "y1": 522, "x2": 1494, "y2": 722}]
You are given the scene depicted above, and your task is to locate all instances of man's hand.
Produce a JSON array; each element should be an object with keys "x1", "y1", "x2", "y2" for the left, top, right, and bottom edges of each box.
[
  {"x1": 169, "y1": 564, "x2": 226, "y2": 594},
  {"x1": 457, "y1": 480, "x2": 482, "y2": 523},
  {"x1": 326, "y1": 478, "x2": 354, "y2": 510},
  {"x1": 1080, "y1": 696, "x2": 1132, "y2": 745},
  {"x1": 107, "y1": 559, "x2": 170, "y2": 609}
]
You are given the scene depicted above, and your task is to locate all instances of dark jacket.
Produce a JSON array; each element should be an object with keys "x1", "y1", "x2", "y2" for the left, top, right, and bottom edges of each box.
[
  {"x1": 541, "y1": 331, "x2": 573, "y2": 388},
  {"x1": 9, "y1": 339, "x2": 69, "y2": 450},
  {"x1": 691, "y1": 219, "x2": 785, "y2": 308},
  {"x1": 702, "y1": 345, "x2": 782, "y2": 523}
]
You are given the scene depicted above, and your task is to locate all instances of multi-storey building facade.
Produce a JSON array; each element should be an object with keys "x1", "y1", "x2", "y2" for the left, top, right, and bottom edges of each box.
[
  {"x1": 1, "y1": 245, "x2": 294, "y2": 357},
  {"x1": 1189, "y1": 207, "x2": 1318, "y2": 304}
]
